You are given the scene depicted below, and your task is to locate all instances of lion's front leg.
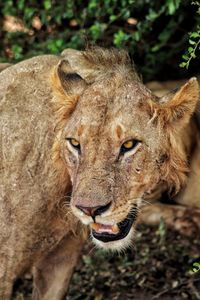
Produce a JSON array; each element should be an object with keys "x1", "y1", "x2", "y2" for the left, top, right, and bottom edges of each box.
[
  {"x1": 139, "y1": 202, "x2": 200, "y2": 235},
  {"x1": 32, "y1": 232, "x2": 86, "y2": 300},
  {"x1": 0, "y1": 274, "x2": 14, "y2": 300},
  {"x1": 0, "y1": 254, "x2": 16, "y2": 300}
]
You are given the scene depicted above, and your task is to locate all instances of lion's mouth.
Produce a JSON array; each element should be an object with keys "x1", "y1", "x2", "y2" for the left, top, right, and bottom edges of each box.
[{"x1": 90, "y1": 207, "x2": 137, "y2": 243}]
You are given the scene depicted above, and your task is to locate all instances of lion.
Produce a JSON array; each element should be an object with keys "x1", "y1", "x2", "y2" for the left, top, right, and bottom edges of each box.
[
  {"x1": 0, "y1": 63, "x2": 12, "y2": 72},
  {"x1": 57, "y1": 47, "x2": 200, "y2": 247},
  {"x1": 0, "y1": 47, "x2": 200, "y2": 299},
  {"x1": 0, "y1": 55, "x2": 86, "y2": 300}
]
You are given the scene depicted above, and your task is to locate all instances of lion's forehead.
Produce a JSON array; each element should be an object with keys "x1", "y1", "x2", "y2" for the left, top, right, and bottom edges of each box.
[
  {"x1": 69, "y1": 103, "x2": 152, "y2": 139},
  {"x1": 72, "y1": 89, "x2": 149, "y2": 124},
  {"x1": 66, "y1": 79, "x2": 158, "y2": 142},
  {"x1": 78, "y1": 79, "x2": 151, "y2": 110},
  {"x1": 67, "y1": 116, "x2": 158, "y2": 153}
]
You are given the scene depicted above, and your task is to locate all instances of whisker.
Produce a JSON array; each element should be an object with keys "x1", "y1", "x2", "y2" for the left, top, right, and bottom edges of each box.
[
  {"x1": 63, "y1": 195, "x2": 72, "y2": 200},
  {"x1": 141, "y1": 199, "x2": 153, "y2": 206},
  {"x1": 61, "y1": 202, "x2": 71, "y2": 207},
  {"x1": 88, "y1": 244, "x2": 98, "y2": 254},
  {"x1": 64, "y1": 211, "x2": 73, "y2": 218}
]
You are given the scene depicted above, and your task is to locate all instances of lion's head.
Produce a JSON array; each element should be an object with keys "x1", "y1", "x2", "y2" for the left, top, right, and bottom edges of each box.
[{"x1": 52, "y1": 48, "x2": 199, "y2": 250}]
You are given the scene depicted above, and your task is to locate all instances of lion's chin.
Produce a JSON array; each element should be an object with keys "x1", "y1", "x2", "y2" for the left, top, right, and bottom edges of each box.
[{"x1": 92, "y1": 227, "x2": 135, "y2": 251}]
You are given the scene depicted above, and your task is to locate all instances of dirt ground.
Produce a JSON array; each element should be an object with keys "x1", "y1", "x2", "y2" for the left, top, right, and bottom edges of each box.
[{"x1": 13, "y1": 223, "x2": 200, "y2": 300}]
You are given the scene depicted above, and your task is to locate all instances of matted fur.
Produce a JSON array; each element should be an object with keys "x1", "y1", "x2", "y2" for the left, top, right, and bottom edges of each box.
[
  {"x1": 0, "y1": 54, "x2": 87, "y2": 300},
  {"x1": 51, "y1": 47, "x2": 200, "y2": 252},
  {"x1": 0, "y1": 47, "x2": 200, "y2": 299},
  {"x1": 52, "y1": 48, "x2": 199, "y2": 199},
  {"x1": 51, "y1": 47, "x2": 140, "y2": 193},
  {"x1": 61, "y1": 47, "x2": 139, "y2": 83}
]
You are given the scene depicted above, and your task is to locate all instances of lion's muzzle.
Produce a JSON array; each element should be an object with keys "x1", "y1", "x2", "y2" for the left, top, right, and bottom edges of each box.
[
  {"x1": 73, "y1": 198, "x2": 138, "y2": 246},
  {"x1": 90, "y1": 206, "x2": 138, "y2": 243}
]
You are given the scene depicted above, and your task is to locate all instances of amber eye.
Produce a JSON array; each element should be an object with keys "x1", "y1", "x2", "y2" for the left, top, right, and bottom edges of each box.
[
  {"x1": 66, "y1": 138, "x2": 81, "y2": 152},
  {"x1": 120, "y1": 139, "x2": 140, "y2": 155}
]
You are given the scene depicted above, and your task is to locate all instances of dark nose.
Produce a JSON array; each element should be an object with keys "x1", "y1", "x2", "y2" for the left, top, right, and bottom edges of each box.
[{"x1": 76, "y1": 201, "x2": 111, "y2": 217}]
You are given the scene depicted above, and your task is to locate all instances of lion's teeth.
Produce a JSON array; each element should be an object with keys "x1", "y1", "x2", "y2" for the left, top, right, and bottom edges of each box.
[
  {"x1": 111, "y1": 224, "x2": 119, "y2": 233},
  {"x1": 90, "y1": 222, "x2": 119, "y2": 234},
  {"x1": 90, "y1": 222, "x2": 100, "y2": 231}
]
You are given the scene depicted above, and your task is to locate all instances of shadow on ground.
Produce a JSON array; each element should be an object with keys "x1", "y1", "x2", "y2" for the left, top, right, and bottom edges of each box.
[{"x1": 13, "y1": 223, "x2": 200, "y2": 300}]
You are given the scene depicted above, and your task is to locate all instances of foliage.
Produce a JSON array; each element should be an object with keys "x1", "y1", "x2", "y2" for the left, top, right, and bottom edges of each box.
[
  {"x1": 180, "y1": 1, "x2": 200, "y2": 69},
  {"x1": 0, "y1": 0, "x2": 199, "y2": 81},
  {"x1": 191, "y1": 261, "x2": 200, "y2": 273}
]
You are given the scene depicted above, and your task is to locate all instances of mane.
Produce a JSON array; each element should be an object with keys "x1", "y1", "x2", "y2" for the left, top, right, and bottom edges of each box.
[
  {"x1": 50, "y1": 47, "x2": 140, "y2": 189},
  {"x1": 61, "y1": 47, "x2": 140, "y2": 83},
  {"x1": 82, "y1": 47, "x2": 131, "y2": 70}
]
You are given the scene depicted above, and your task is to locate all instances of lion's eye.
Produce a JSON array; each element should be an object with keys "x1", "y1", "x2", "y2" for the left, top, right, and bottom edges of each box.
[
  {"x1": 66, "y1": 138, "x2": 81, "y2": 152},
  {"x1": 120, "y1": 139, "x2": 140, "y2": 155}
]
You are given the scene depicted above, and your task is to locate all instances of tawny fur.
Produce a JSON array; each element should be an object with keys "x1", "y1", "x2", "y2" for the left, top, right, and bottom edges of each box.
[
  {"x1": 0, "y1": 54, "x2": 86, "y2": 300},
  {"x1": 0, "y1": 48, "x2": 200, "y2": 299},
  {"x1": 51, "y1": 47, "x2": 200, "y2": 249}
]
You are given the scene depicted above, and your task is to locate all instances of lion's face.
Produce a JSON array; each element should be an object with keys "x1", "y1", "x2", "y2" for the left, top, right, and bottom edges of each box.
[
  {"x1": 53, "y1": 48, "x2": 199, "y2": 251},
  {"x1": 61, "y1": 80, "x2": 168, "y2": 250}
]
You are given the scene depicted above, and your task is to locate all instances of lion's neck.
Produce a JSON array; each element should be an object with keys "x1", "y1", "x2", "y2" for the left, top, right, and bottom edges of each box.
[
  {"x1": 175, "y1": 116, "x2": 200, "y2": 208},
  {"x1": 182, "y1": 116, "x2": 199, "y2": 160}
]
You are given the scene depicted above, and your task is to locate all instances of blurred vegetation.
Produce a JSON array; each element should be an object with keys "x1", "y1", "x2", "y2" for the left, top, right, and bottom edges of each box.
[
  {"x1": 180, "y1": 1, "x2": 200, "y2": 69},
  {"x1": 0, "y1": 0, "x2": 200, "y2": 81}
]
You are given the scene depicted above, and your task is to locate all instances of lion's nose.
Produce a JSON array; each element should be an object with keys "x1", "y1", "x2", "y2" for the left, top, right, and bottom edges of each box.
[{"x1": 76, "y1": 202, "x2": 111, "y2": 217}]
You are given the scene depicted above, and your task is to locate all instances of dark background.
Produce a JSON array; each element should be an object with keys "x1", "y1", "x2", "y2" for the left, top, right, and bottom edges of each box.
[{"x1": 0, "y1": 0, "x2": 199, "y2": 82}]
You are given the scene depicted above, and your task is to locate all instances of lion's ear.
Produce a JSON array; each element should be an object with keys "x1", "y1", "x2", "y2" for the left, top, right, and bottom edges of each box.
[
  {"x1": 51, "y1": 59, "x2": 88, "y2": 120},
  {"x1": 56, "y1": 59, "x2": 87, "y2": 96},
  {"x1": 149, "y1": 77, "x2": 199, "y2": 128}
]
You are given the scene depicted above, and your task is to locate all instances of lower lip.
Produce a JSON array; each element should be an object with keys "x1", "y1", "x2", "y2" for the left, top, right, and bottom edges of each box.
[{"x1": 92, "y1": 207, "x2": 137, "y2": 243}]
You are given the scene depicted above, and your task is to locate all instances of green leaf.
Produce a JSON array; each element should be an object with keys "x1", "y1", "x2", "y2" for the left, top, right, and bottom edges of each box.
[
  {"x1": 182, "y1": 54, "x2": 189, "y2": 61},
  {"x1": 109, "y1": 15, "x2": 117, "y2": 22},
  {"x1": 193, "y1": 262, "x2": 200, "y2": 268},
  {"x1": 190, "y1": 32, "x2": 200, "y2": 38},
  {"x1": 189, "y1": 39, "x2": 196, "y2": 45},
  {"x1": 89, "y1": 22, "x2": 106, "y2": 40},
  {"x1": 44, "y1": 0, "x2": 51, "y2": 10},
  {"x1": 11, "y1": 45, "x2": 23, "y2": 60},
  {"x1": 166, "y1": 0, "x2": 181, "y2": 15},
  {"x1": 17, "y1": 0, "x2": 25, "y2": 10},
  {"x1": 179, "y1": 62, "x2": 187, "y2": 68},
  {"x1": 113, "y1": 30, "x2": 129, "y2": 47},
  {"x1": 146, "y1": 9, "x2": 158, "y2": 21},
  {"x1": 188, "y1": 47, "x2": 193, "y2": 53},
  {"x1": 151, "y1": 45, "x2": 160, "y2": 52},
  {"x1": 133, "y1": 31, "x2": 140, "y2": 41}
]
